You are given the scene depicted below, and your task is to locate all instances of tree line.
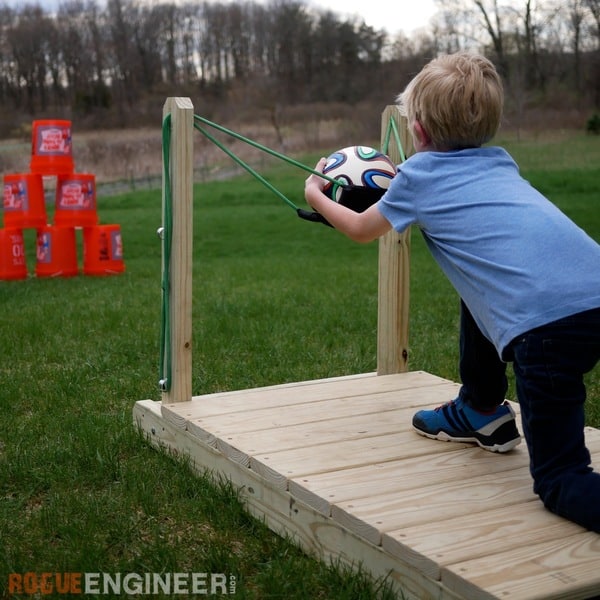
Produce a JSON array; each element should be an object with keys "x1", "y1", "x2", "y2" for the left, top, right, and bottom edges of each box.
[{"x1": 0, "y1": 0, "x2": 598, "y2": 136}]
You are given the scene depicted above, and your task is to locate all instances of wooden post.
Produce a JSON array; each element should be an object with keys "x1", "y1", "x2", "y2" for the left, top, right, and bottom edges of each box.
[
  {"x1": 161, "y1": 97, "x2": 194, "y2": 404},
  {"x1": 377, "y1": 105, "x2": 414, "y2": 375}
]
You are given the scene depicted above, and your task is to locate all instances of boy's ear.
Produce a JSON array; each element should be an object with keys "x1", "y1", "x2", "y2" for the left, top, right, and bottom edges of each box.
[{"x1": 413, "y1": 120, "x2": 431, "y2": 147}]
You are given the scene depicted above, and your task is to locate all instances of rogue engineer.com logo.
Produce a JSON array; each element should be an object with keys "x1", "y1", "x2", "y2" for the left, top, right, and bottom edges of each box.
[{"x1": 7, "y1": 571, "x2": 237, "y2": 596}]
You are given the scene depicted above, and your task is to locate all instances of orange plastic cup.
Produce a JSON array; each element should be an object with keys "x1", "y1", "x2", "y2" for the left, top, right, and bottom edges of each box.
[
  {"x1": 3, "y1": 173, "x2": 47, "y2": 229},
  {"x1": 83, "y1": 224, "x2": 125, "y2": 275},
  {"x1": 30, "y1": 120, "x2": 74, "y2": 175},
  {"x1": 0, "y1": 228, "x2": 27, "y2": 280},
  {"x1": 54, "y1": 173, "x2": 98, "y2": 227},
  {"x1": 35, "y1": 225, "x2": 78, "y2": 277}
]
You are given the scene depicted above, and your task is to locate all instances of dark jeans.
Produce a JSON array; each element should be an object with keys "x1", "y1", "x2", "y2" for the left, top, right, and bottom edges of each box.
[{"x1": 458, "y1": 300, "x2": 600, "y2": 532}]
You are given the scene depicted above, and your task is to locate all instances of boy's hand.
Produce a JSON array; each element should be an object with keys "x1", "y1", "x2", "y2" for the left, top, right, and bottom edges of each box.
[{"x1": 304, "y1": 158, "x2": 328, "y2": 201}]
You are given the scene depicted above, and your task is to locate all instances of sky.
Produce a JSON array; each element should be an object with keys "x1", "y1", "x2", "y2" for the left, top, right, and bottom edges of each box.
[
  {"x1": 6, "y1": 0, "x2": 438, "y2": 36},
  {"x1": 307, "y1": 0, "x2": 437, "y2": 36}
]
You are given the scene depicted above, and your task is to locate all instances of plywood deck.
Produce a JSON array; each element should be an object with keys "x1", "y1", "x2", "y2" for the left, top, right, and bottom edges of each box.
[{"x1": 133, "y1": 370, "x2": 600, "y2": 600}]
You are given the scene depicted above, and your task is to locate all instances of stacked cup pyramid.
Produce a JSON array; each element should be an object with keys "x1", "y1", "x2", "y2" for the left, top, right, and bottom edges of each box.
[{"x1": 1, "y1": 120, "x2": 125, "y2": 279}]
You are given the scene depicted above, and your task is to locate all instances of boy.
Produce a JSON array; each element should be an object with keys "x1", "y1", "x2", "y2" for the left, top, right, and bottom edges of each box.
[{"x1": 304, "y1": 52, "x2": 600, "y2": 532}]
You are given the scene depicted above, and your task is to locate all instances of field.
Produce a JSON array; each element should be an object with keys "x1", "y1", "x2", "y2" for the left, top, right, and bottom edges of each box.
[{"x1": 0, "y1": 130, "x2": 599, "y2": 599}]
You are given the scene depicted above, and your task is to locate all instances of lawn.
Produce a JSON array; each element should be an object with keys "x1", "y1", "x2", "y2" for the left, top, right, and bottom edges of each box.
[{"x1": 1, "y1": 131, "x2": 598, "y2": 599}]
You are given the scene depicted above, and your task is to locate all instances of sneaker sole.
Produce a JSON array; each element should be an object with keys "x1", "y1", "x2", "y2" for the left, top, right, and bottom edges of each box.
[{"x1": 413, "y1": 421, "x2": 521, "y2": 453}]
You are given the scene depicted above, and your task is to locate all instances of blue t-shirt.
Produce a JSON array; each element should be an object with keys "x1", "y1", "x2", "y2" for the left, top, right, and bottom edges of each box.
[{"x1": 377, "y1": 146, "x2": 600, "y2": 356}]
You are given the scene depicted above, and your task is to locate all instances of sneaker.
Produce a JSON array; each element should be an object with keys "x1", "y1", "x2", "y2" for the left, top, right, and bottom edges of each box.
[{"x1": 412, "y1": 397, "x2": 521, "y2": 453}]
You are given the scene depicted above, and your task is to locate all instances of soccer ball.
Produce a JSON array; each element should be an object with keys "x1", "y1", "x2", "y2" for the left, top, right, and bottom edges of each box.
[{"x1": 322, "y1": 146, "x2": 396, "y2": 202}]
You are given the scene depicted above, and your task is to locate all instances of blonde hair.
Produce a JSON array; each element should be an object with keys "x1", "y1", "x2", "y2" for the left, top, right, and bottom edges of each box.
[{"x1": 398, "y1": 52, "x2": 503, "y2": 150}]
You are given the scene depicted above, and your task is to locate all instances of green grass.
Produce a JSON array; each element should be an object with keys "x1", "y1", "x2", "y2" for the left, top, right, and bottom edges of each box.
[{"x1": 1, "y1": 132, "x2": 599, "y2": 599}]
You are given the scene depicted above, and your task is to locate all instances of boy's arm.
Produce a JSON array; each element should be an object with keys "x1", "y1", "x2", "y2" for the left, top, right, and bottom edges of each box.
[{"x1": 304, "y1": 158, "x2": 392, "y2": 243}]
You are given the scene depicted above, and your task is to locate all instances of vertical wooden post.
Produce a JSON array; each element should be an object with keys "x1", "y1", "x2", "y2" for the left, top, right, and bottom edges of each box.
[
  {"x1": 161, "y1": 97, "x2": 194, "y2": 404},
  {"x1": 377, "y1": 105, "x2": 414, "y2": 375}
]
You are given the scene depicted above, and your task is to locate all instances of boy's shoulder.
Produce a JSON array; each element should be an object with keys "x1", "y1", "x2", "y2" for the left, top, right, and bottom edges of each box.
[
  {"x1": 391, "y1": 146, "x2": 522, "y2": 200},
  {"x1": 404, "y1": 146, "x2": 515, "y2": 171}
]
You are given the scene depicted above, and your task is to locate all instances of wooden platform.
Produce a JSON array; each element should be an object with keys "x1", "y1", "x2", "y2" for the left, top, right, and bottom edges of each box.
[{"x1": 133, "y1": 370, "x2": 600, "y2": 600}]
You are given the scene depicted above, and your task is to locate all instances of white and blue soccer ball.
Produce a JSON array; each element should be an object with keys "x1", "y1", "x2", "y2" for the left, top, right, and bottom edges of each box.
[{"x1": 322, "y1": 146, "x2": 396, "y2": 201}]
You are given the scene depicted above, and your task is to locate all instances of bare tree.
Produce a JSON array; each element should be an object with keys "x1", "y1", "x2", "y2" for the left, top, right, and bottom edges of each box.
[
  {"x1": 474, "y1": 0, "x2": 511, "y2": 75},
  {"x1": 583, "y1": 0, "x2": 600, "y2": 103},
  {"x1": 567, "y1": 0, "x2": 587, "y2": 89},
  {"x1": 106, "y1": 0, "x2": 138, "y2": 112},
  {"x1": 0, "y1": 0, "x2": 597, "y2": 129},
  {"x1": 7, "y1": 6, "x2": 55, "y2": 113},
  {"x1": 585, "y1": 0, "x2": 600, "y2": 47}
]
